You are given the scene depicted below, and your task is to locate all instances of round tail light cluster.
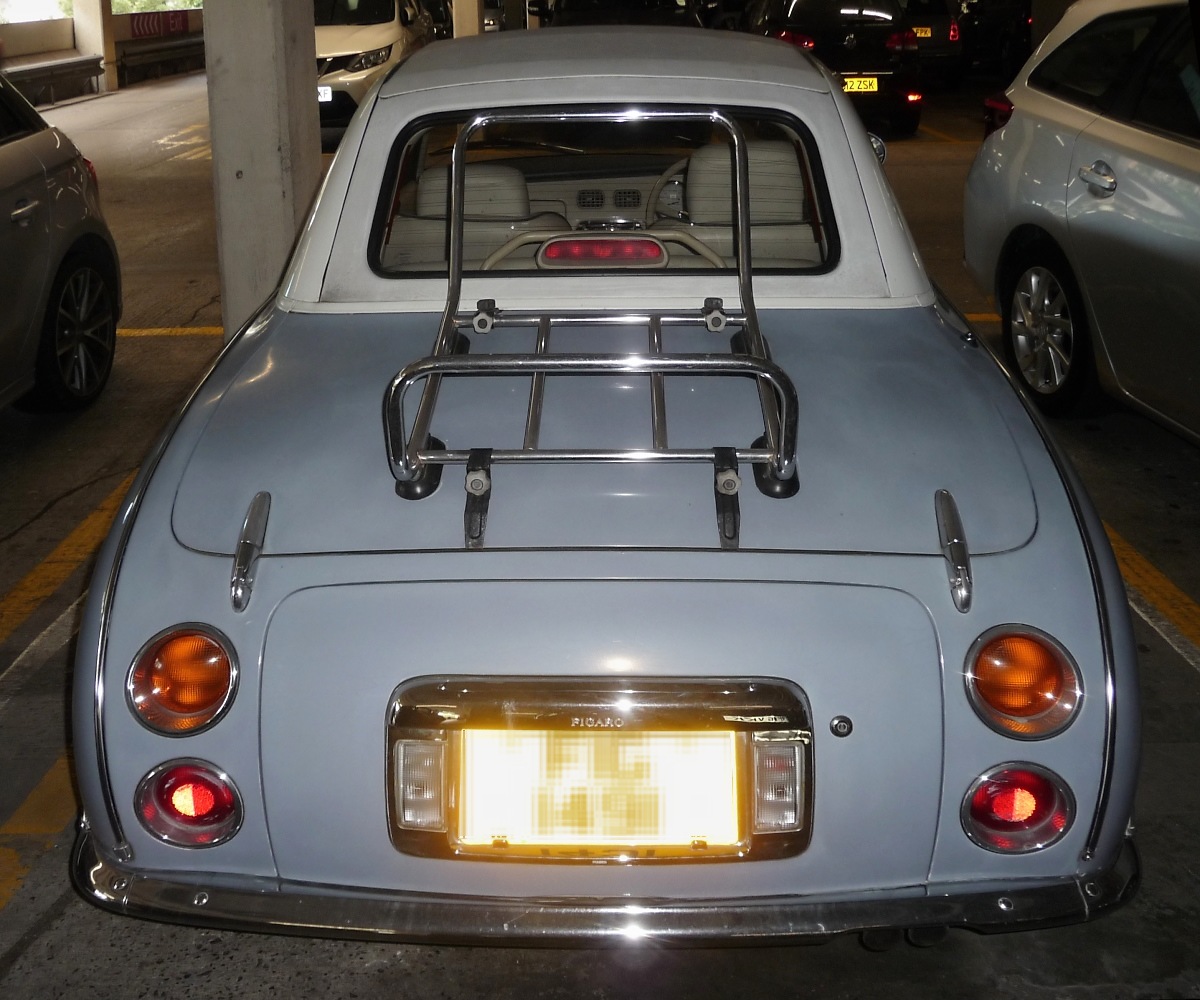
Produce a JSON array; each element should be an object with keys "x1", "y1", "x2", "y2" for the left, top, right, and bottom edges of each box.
[
  {"x1": 127, "y1": 626, "x2": 237, "y2": 734},
  {"x1": 966, "y1": 626, "x2": 1081, "y2": 739},
  {"x1": 136, "y1": 760, "x2": 242, "y2": 847},
  {"x1": 962, "y1": 764, "x2": 1074, "y2": 853}
]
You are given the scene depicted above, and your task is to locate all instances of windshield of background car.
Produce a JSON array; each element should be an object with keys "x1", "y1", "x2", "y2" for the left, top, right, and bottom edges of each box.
[
  {"x1": 314, "y1": 0, "x2": 396, "y2": 26},
  {"x1": 372, "y1": 109, "x2": 836, "y2": 276},
  {"x1": 1027, "y1": 7, "x2": 1176, "y2": 110},
  {"x1": 759, "y1": 0, "x2": 903, "y2": 28}
]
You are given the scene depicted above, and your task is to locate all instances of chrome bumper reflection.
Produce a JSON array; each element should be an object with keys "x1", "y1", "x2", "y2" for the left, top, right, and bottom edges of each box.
[{"x1": 72, "y1": 827, "x2": 1139, "y2": 944}]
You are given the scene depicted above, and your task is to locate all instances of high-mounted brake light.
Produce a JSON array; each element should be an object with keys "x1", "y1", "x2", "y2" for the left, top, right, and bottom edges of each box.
[
  {"x1": 962, "y1": 764, "x2": 1074, "y2": 853},
  {"x1": 136, "y1": 760, "x2": 243, "y2": 847},
  {"x1": 537, "y1": 235, "x2": 667, "y2": 269},
  {"x1": 966, "y1": 626, "x2": 1081, "y2": 739},
  {"x1": 128, "y1": 626, "x2": 237, "y2": 735}
]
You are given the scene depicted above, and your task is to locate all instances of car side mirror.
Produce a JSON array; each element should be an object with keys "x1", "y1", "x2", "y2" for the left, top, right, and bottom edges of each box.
[
  {"x1": 399, "y1": 4, "x2": 414, "y2": 26},
  {"x1": 869, "y1": 133, "x2": 887, "y2": 165}
]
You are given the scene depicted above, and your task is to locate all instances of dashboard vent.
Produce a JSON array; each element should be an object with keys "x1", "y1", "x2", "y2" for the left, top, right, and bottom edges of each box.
[
  {"x1": 577, "y1": 190, "x2": 605, "y2": 209},
  {"x1": 614, "y1": 189, "x2": 642, "y2": 209}
]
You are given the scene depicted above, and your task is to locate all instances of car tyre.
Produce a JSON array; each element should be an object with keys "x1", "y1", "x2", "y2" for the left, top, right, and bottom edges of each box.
[
  {"x1": 1000, "y1": 245, "x2": 1096, "y2": 417},
  {"x1": 29, "y1": 251, "x2": 118, "y2": 411}
]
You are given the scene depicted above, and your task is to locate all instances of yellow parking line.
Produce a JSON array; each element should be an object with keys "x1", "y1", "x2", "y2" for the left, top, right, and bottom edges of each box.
[
  {"x1": 2, "y1": 757, "x2": 75, "y2": 837},
  {"x1": 918, "y1": 124, "x2": 970, "y2": 144},
  {"x1": 0, "y1": 755, "x2": 76, "y2": 911},
  {"x1": 119, "y1": 327, "x2": 223, "y2": 338},
  {"x1": 1106, "y1": 525, "x2": 1200, "y2": 650},
  {"x1": 0, "y1": 472, "x2": 135, "y2": 648}
]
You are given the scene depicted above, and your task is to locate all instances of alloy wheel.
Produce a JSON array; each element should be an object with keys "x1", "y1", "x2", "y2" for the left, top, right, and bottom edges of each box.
[{"x1": 1010, "y1": 265, "x2": 1075, "y2": 397}]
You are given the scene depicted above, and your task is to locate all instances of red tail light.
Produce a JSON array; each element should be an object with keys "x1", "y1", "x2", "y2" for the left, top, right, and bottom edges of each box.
[
  {"x1": 886, "y1": 29, "x2": 918, "y2": 53},
  {"x1": 949, "y1": 18, "x2": 960, "y2": 43},
  {"x1": 774, "y1": 29, "x2": 815, "y2": 50},
  {"x1": 82, "y1": 156, "x2": 99, "y2": 194},
  {"x1": 136, "y1": 760, "x2": 243, "y2": 847},
  {"x1": 983, "y1": 92, "x2": 1015, "y2": 138},
  {"x1": 962, "y1": 765, "x2": 1074, "y2": 854}
]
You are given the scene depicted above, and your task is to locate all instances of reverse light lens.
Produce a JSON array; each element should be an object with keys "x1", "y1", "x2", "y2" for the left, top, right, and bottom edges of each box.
[
  {"x1": 347, "y1": 44, "x2": 392, "y2": 73},
  {"x1": 136, "y1": 760, "x2": 242, "y2": 847},
  {"x1": 962, "y1": 764, "x2": 1074, "y2": 853},
  {"x1": 128, "y1": 627, "x2": 237, "y2": 734},
  {"x1": 753, "y1": 741, "x2": 803, "y2": 833},
  {"x1": 966, "y1": 626, "x2": 1081, "y2": 739},
  {"x1": 396, "y1": 740, "x2": 446, "y2": 831}
]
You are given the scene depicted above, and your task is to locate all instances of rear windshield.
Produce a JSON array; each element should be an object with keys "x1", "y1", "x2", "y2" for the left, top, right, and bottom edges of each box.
[
  {"x1": 314, "y1": 0, "x2": 396, "y2": 26},
  {"x1": 372, "y1": 108, "x2": 837, "y2": 277}
]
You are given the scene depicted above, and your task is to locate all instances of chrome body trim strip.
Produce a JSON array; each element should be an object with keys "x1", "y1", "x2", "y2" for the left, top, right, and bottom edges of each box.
[
  {"x1": 230, "y1": 491, "x2": 271, "y2": 612},
  {"x1": 73, "y1": 828, "x2": 1138, "y2": 944},
  {"x1": 934, "y1": 489, "x2": 972, "y2": 613}
]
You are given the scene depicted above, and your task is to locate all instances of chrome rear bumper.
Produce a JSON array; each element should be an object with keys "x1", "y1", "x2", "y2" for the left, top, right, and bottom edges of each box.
[{"x1": 72, "y1": 826, "x2": 1139, "y2": 945}]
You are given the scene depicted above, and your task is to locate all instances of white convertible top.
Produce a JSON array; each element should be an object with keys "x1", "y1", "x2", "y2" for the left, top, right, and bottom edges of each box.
[{"x1": 378, "y1": 26, "x2": 833, "y2": 98}]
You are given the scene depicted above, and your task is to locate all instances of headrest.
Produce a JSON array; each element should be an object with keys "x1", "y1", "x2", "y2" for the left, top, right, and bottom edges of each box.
[
  {"x1": 685, "y1": 140, "x2": 807, "y2": 226},
  {"x1": 416, "y1": 163, "x2": 530, "y2": 219}
]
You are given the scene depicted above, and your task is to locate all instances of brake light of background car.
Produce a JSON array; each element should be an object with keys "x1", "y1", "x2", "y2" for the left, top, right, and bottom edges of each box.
[
  {"x1": 983, "y1": 93, "x2": 1015, "y2": 139},
  {"x1": 886, "y1": 29, "x2": 919, "y2": 53},
  {"x1": 949, "y1": 18, "x2": 960, "y2": 43},
  {"x1": 773, "y1": 29, "x2": 815, "y2": 50}
]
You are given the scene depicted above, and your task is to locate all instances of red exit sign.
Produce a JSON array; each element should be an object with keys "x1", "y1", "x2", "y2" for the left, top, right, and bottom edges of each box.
[{"x1": 130, "y1": 12, "x2": 191, "y2": 39}]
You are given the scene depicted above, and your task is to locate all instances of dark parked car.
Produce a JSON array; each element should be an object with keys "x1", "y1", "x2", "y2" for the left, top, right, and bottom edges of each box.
[
  {"x1": 741, "y1": 0, "x2": 923, "y2": 134},
  {"x1": 957, "y1": 0, "x2": 1031, "y2": 79},
  {"x1": 528, "y1": 0, "x2": 706, "y2": 26},
  {"x1": 899, "y1": 0, "x2": 962, "y2": 84},
  {"x1": 0, "y1": 71, "x2": 121, "y2": 411}
]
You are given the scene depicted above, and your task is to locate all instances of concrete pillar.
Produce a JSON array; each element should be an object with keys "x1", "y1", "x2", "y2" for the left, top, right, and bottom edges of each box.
[
  {"x1": 204, "y1": 0, "x2": 322, "y2": 341},
  {"x1": 73, "y1": 0, "x2": 118, "y2": 93},
  {"x1": 455, "y1": 0, "x2": 485, "y2": 37}
]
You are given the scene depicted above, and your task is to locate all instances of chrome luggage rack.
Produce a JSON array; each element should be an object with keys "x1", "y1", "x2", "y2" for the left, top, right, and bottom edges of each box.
[{"x1": 382, "y1": 109, "x2": 800, "y2": 550}]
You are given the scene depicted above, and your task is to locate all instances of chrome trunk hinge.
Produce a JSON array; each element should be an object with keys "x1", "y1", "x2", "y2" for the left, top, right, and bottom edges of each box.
[
  {"x1": 935, "y1": 489, "x2": 972, "y2": 614},
  {"x1": 231, "y1": 491, "x2": 271, "y2": 612}
]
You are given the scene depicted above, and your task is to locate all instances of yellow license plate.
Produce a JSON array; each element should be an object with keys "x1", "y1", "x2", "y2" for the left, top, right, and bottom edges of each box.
[
  {"x1": 914, "y1": 26, "x2": 932, "y2": 37},
  {"x1": 457, "y1": 729, "x2": 741, "y2": 856},
  {"x1": 843, "y1": 77, "x2": 879, "y2": 93}
]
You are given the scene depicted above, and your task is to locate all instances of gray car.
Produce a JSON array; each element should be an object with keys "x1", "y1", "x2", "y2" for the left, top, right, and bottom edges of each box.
[
  {"x1": 964, "y1": 0, "x2": 1199, "y2": 438},
  {"x1": 72, "y1": 25, "x2": 1137, "y2": 948},
  {"x1": 0, "y1": 72, "x2": 121, "y2": 410}
]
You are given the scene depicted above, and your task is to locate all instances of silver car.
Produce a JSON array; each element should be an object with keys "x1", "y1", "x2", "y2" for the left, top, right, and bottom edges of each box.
[
  {"x1": 73, "y1": 26, "x2": 1137, "y2": 947},
  {"x1": 0, "y1": 72, "x2": 121, "y2": 411},
  {"x1": 963, "y1": 0, "x2": 1199, "y2": 438}
]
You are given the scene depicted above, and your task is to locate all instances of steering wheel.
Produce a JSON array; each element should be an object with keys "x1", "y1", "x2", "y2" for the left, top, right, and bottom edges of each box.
[{"x1": 644, "y1": 157, "x2": 690, "y2": 226}]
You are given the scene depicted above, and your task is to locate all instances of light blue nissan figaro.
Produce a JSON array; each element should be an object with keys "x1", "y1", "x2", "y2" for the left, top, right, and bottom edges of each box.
[{"x1": 71, "y1": 25, "x2": 1139, "y2": 947}]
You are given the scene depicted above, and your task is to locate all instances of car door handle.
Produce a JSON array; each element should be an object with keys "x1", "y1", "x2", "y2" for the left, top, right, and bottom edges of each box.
[
  {"x1": 1078, "y1": 161, "x2": 1117, "y2": 196},
  {"x1": 9, "y1": 199, "x2": 40, "y2": 225}
]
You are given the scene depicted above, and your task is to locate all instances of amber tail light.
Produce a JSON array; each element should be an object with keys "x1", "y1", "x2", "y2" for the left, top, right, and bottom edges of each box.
[
  {"x1": 127, "y1": 626, "x2": 237, "y2": 734},
  {"x1": 966, "y1": 626, "x2": 1081, "y2": 739}
]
